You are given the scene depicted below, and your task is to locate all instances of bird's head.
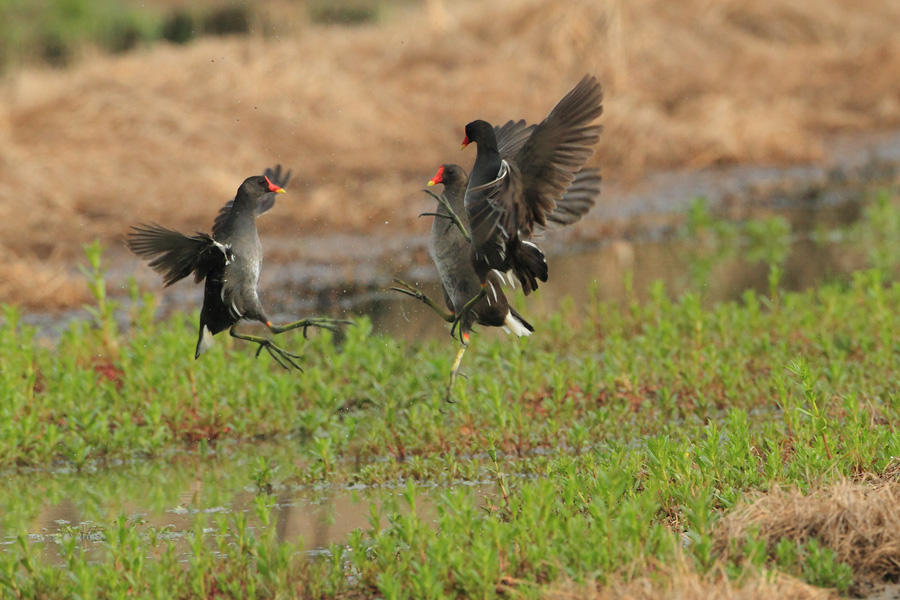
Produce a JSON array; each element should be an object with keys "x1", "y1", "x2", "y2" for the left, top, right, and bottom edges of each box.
[
  {"x1": 239, "y1": 174, "x2": 286, "y2": 199},
  {"x1": 427, "y1": 164, "x2": 466, "y2": 189},
  {"x1": 461, "y1": 120, "x2": 494, "y2": 150}
]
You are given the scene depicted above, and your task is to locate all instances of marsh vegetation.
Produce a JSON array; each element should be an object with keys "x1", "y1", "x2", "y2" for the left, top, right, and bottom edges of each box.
[{"x1": 1, "y1": 187, "x2": 900, "y2": 597}]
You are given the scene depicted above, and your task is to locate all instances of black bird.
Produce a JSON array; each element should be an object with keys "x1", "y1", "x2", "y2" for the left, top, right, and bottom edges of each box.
[
  {"x1": 392, "y1": 159, "x2": 600, "y2": 399},
  {"x1": 126, "y1": 166, "x2": 347, "y2": 369},
  {"x1": 455, "y1": 75, "x2": 603, "y2": 331}
]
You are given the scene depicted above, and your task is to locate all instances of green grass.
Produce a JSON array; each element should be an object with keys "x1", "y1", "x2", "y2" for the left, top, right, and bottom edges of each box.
[
  {"x1": 0, "y1": 0, "x2": 417, "y2": 72},
  {"x1": 1, "y1": 187, "x2": 900, "y2": 597},
  {"x1": 0, "y1": 0, "x2": 160, "y2": 68}
]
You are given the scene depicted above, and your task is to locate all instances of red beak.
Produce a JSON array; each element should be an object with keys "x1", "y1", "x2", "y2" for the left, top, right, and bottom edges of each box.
[
  {"x1": 427, "y1": 165, "x2": 445, "y2": 187},
  {"x1": 265, "y1": 176, "x2": 285, "y2": 193},
  {"x1": 460, "y1": 135, "x2": 470, "y2": 150}
]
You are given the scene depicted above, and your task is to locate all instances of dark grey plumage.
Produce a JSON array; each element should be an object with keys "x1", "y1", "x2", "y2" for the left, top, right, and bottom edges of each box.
[
  {"x1": 426, "y1": 162, "x2": 600, "y2": 338},
  {"x1": 126, "y1": 167, "x2": 289, "y2": 359},
  {"x1": 426, "y1": 163, "x2": 533, "y2": 340}
]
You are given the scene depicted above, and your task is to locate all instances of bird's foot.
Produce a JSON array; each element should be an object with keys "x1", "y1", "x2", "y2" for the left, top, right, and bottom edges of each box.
[
  {"x1": 230, "y1": 327, "x2": 304, "y2": 371},
  {"x1": 449, "y1": 287, "x2": 485, "y2": 342},
  {"x1": 422, "y1": 189, "x2": 471, "y2": 242},
  {"x1": 390, "y1": 278, "x2": 427, "y2": 301},
  {"x1": 256, "y1": 339, "x2": 304, "y2": 371}
]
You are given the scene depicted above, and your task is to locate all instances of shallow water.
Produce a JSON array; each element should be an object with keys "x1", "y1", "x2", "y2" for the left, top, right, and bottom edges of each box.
[{"x1": 0, "y1": 442, "x2": 493, "y2": 564}]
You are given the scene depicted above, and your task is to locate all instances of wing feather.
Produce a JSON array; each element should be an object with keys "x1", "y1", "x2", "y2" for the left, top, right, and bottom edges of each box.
[
  {"x1": 539, "y1": 168, "x2": 601, "y2": 232},
  {"x1": 126, "y1": 224, "x2": 223, "y2": 287},
  {"x1": 494, "y1": 120, "x2": 537, "y2": 161}
]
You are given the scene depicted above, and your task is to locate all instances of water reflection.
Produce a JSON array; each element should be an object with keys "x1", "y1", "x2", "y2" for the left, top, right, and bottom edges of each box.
[{"x1": 1, "y1": 445, "x2": 491, "y2": 564}]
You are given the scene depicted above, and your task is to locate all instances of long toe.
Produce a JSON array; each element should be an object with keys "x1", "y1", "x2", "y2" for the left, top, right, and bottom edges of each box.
[
  {"x1": 390, "y1": 286, "x2": 423, "y2": 299},
  {"x1": 450, "y1": 315, "x2": 468, "y2": 342},
  {"x1": 313, "y1": 317, "x2": 353, "y2": 332},
  {"x1": 267, "y1": 345, "x2": 304, "y2": 371},
  {"x1": 281, "y1": 348, "x2": 304, "y2": 359},
  {"x1": 267, "y1": 349, "x2": 290, "y2": 370},
  {"x1": 443, "y1": 388, "x2": 458, "y2": 404}
]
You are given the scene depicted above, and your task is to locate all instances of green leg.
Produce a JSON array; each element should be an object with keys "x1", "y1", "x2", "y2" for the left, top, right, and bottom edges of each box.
[
  {"x1": 229, "y1": 326, "x2": 303, "y2": 371},
  {"x1": 267, "y1": 317, "x2": 352, "y2": 338},
  {"x1": 444, "y1": 335, "x2": 470, "y2": 403},
  {"x1": 390, "y1": 279, "x2": 455, "y2": 322}
]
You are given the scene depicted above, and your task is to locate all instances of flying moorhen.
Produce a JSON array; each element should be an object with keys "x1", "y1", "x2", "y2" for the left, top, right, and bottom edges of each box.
[
  {"x1": 126, "y1": 166, "x2": 347, "y2": 369},
  {"x1": 454, "y1": 75, "x2": 603, "y2": 333},
  {"x1": 392, "y1": 159, "x2": 600, "y2": 400}
]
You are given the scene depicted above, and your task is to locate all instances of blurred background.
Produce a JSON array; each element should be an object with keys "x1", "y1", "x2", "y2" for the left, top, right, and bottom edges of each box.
[{"x1": 0, "y1": 0, "x2": 899, "y2": 321}]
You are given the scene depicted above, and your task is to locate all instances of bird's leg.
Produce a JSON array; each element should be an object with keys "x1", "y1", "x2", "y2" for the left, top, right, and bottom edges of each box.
[
  {"x1": 229, "y1": 326, "x2": 303, "y2": 371},
  {"x1": 450, "y1": 285, "x2": 487, "y2": 341},
  {"x1": 421, "y1": 189, "x2": 471, "y2": 243},
  {"x1": 444, "y1": 333, "x2": 470, "y2": 403},
  {"x1": 389, "y1": 279, "x2": 455, "y2": 322},
  {"x1": 266, "y1": 317, "x2": 352, "y2": 339}
]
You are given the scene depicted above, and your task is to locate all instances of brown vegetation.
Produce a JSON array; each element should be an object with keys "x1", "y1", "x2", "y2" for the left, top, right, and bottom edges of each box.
[
  {"x1": 543, "y1": 477, "x2": 900, "y2": 599},
  {"x1": 549, "y1": 568, "x2": 837, "y2": 600},
  {"x1": 1, "y1": 0, "x2": 899, "y2": 308},
  {"x1": 716, "y1": 478, "x2": 900, "y2": 595}
]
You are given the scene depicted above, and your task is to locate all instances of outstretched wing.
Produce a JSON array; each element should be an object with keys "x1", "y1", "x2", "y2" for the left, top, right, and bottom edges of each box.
[
  {"x1": 126, "y1": 224, "x2": 228, "y2": 287},
  {"x1": 212, "y1": 164, "x2": 293, "y2": 238},
  {"x1": 513, "y1": 75, "x2": 603, "y2": 236}
]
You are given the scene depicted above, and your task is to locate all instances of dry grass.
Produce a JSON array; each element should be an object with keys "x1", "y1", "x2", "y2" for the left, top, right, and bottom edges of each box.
[
  {"x1": 1, "y1": 0, "x2": 900, "y2": 307},
  {"x1": 544, "y1": 563, "x2": 837, "y2": 600},
  {"x1": 542, "y1": 477, "x2": 900, "y2": 599},
  {"x1": 715, "y1": 478, "x2": 900, "y2": 594}
]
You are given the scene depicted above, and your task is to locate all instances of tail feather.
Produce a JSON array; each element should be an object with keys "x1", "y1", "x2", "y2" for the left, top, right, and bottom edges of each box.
[
  {"x1": 511, "y1": 240, "x2": 548, "y2": 295},
  {"x1": 126, "y1": 224, "x2": 214, "y2": 287},
  {"x1": 194, "y1": 324, "x2": 215, "y2": 358},
  {"x1": 502, "y1": 308, "x2": 534, "y2": 337}
]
